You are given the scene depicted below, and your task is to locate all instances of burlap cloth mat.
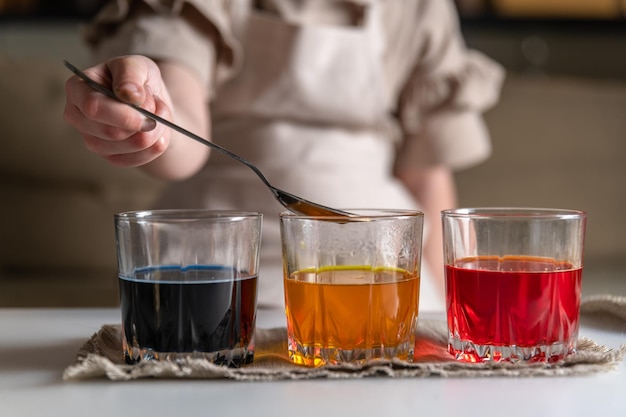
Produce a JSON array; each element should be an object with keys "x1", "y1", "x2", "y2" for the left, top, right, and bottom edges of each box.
[{"x1": 63, "y1": 295, "x2": 626, "y2": 381}]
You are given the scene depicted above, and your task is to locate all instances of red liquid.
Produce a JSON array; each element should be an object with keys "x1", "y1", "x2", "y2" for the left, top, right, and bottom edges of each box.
[{"x1": 446, "y1": 256, "x2": 582, "y2": 361}]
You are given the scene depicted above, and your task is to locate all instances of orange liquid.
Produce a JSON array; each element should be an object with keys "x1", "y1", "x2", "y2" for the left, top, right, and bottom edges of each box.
[{"x1": 284, "y1": 266, "x2": 420, "y2": 366}]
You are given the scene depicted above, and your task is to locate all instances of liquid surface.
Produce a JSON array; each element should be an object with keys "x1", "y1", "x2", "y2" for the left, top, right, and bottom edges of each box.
[
  {"x1": 284, "y1": 266, "x2": 420, "y2": 366},
  {"x1": 446, "y1": 256, "x2": 581, "y2": 361},
  {"x1": 119, "y1": 265, "x2": 257, "y2": 365}
]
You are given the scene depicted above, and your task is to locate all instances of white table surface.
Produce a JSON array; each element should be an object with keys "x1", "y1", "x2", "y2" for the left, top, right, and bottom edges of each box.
[{"x1": 0, "y1": 306, "x2": 625, "y2": 417}]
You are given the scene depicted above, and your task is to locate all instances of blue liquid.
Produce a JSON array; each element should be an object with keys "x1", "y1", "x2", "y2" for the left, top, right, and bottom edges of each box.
[{"x1": 119, "y1": 265, "x2": 257, "y2": 365}]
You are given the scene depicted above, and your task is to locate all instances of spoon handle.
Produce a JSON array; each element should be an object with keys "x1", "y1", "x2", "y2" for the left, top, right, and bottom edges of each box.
[
  {"x1": 64, "y1": 60, "x2": 277, "y2": 193},
  {"x1": 65, "y1": 60, "x2": 354, "y2": 218}
]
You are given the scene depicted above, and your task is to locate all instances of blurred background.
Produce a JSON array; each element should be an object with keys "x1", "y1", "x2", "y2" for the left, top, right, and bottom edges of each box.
[{"x1": 1, "y1": 0, "x2": 625, "y2": 307}]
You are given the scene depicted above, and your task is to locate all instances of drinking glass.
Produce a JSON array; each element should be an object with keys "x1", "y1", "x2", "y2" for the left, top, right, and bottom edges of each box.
[
  {"x1": 115, "y1": 210, "x2": 262, "y2": 366},
  {"x1": 280, "y1": 209, "x2": 423, "y2": 367},
  {"x1": 442, "y1": 207, "x2": 587, "y2": 363}
]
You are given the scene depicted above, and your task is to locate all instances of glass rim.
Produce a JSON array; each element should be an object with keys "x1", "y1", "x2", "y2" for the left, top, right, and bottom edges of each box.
[
  {"x1": 279, "y1": 208, "x2": 424, "y2": 221},
  {"x1": 115, "y1": 209, "x2": 262, "y2": 222},
  {"x1": 441, "y1": 207, "x2": 586, "y2": 220}
]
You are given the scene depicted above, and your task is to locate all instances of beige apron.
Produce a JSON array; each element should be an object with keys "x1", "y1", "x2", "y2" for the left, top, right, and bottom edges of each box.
[{"x1": 157, "y1": 2, "x2": 442, "y2": 311}]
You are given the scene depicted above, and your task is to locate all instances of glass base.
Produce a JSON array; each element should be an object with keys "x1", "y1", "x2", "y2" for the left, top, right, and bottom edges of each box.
[
  {"x1": 124, "y1": 344, "x2": 254, "y2": 368},
  {"x1": 448, "y1": 335, "x2": 577, "y2": 363},
  {"x1": 288, "y1": 337, "x2": 414, "y2": 367}
]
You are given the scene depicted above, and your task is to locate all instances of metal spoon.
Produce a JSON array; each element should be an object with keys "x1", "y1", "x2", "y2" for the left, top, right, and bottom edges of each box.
[{"x1": 64, "y1": 60, "x2": 354, "y2": 218}]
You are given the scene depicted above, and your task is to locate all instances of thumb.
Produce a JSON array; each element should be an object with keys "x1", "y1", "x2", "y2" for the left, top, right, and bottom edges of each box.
[{"x1": 107, "y1": 56, "x2": 151, "y2": 106}]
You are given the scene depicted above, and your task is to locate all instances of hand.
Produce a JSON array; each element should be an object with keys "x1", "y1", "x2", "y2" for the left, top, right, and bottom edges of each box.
[{"x1": 63, "y1": 55, "x2": 174, "y2": 167}]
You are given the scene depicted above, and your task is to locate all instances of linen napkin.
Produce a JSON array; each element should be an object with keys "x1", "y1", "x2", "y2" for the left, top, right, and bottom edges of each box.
[
  {"x1": 580, "y1": 294, "x2": 626, "y2": 322},
  {"x1": 63, "y1": 295, "x2": 626, "y2": 382}
]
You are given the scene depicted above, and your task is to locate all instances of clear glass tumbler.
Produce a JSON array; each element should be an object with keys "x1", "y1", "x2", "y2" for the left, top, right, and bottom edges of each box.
[
  {"x1": 442, "y1": 207, "x2": 587, "y2": 363},
  {"x1": 115, "y1": 210, "x2": 262, "y2": 366},
  {"x1": 280, "y1": 209, "x2": 423, "y2": 367}
]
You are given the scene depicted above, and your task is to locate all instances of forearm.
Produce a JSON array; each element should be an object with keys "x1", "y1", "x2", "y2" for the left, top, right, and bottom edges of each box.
[
  {"x1": 140, "y1": 60, "x2": 211, "y2": 181},
  {"x1": 395, "y1": 164, "x2": 457, "y2": 297}
]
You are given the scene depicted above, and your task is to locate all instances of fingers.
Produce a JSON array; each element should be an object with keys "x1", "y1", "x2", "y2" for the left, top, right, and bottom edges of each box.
[
  {"x1": 65, "y1": 78, "x2": 157, "y2": 134},
  {"x1": 81, "y1": 130, "x2": 161, "y2": 156},
  {"x1": 103, "y1": 98, "x2": 170, "y2": 167},
  {"x1": 63, "y1": 56, "x2": 175, "y2": 167},
  {"x1": 64, "y1": 96, "x2": 156, "y2": 140},
  {"x1": 104, "y1": 135, "x2": 170, "y2": 168}
]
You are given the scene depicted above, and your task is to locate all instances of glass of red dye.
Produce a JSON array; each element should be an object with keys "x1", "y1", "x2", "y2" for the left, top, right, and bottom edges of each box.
[{"x1": 442, "y1": 208, "x2": 587, "y2": 363}]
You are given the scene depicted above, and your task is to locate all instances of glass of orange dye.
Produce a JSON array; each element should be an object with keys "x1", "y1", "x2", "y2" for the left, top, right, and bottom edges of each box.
[
  {"x1": 280, "y1": 209, "x2": 424, "y2": 367},
  {"x1": 442, "y1": 208, "x2": 587, "y2": 364}
]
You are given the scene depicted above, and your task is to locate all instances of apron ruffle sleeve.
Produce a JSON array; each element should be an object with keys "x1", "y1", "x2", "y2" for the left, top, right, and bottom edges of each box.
[
  {"x1": 82, "y1": 0, "x2": 242, "y2": 95},
  {"x1": 394, "y1": 0, "x2": 505, "y2": 171}
]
